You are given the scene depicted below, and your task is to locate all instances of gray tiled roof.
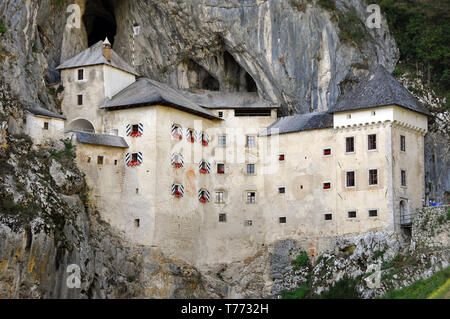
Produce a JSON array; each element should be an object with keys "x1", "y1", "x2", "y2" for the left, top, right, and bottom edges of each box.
[
  {"x1": 102, "y1": 78, "x2": 220, "y2": 120},
  {"x1": 331, "y1": 65, "x2": 430, "y2": 116},
  {"x1": 26, "y1": 107, "x2": 66, "y2": 120},
  {"x1": 56, "y1": 41, "x2": 138, "y2": 76},
  {"x1": 181, "y1": 90, "x2": 278, "y2": 109},
  {"x1": 75, "y1": 131, "x2": 129, "y2": 148},
  {"x1": 259, "y1": 111, "x2": 333, "y2": 136}
]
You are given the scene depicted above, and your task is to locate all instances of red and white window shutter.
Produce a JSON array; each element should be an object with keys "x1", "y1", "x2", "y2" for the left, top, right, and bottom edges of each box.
[
  {"x1": 198, "y1": 189, "x2": 211, "y2": 203},
  {"x1": 172, "y1": 153, "x2": 184, "y2": 168},
  {"x1": 198, "y1": 161, "x2": 211, "y2": 174},
  {"x1": 172, "y1": 183, "x2": 184, "y2": 198}
]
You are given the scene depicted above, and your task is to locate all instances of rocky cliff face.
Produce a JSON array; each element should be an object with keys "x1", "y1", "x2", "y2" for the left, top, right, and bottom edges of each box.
[{"x1": 0, "y1": 0, "x2": 448, "y2": 299}]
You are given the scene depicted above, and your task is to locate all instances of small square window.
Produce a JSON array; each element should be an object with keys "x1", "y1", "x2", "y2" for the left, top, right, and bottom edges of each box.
[
  {"x1": 325, "y1": 214, "x2": 333, "y2": 221},
  {"x1": 219, "y1": 213, "x2": 227, "y2": 223},
  {"x1": 348, "y1": 211, "x2": 357, "y2": 219},
  {"x1": 323, "y1": 148, "x2": 332, "y2": 156},
  {"x1": 247, "y1": 136, "x2": 256, "y2": 147},
  {"x1": 369, "y1": 210, "x2": 378, "y2": 217},
  {"x1": 279, "y1": 217, "x2": 287, "y2": 224},
  {"x1": 77, "y1": 95, "x2": 83, "y2": 105},
  {"x1": 132, "y1": 153, "x2": 138, "y2": 162},
  {"x1": 43, "y1": 122, "x2": 49, "y2": 130},
  {"x1": 134, "y1": 219, "x2": 140, "y2": 228},
  {"x1": 136, "y1": 188, "x2": 139, "y2": 194},
  {"x1": 87, "y1": 156, "x2": 92, "y2": 163},
  {"x1": 346, "y1": 171, "x2": 355, "y2": 188},
  {"x1": 97, "y1": 156, "x2": 104, "y2": 165},
  {"x1": 279, "y1": 154, "x2": 285, "y2": 161},
  {"x1": 244, "y1": 220, "x2": 253, "y2": 227},
  {"x1": 217, "y1": 163, "x2": 225, "y2": 174},
  {"x1": 368, "y1": 134, "x2": 377, "y2": 150},
  {"x1": 371, "y1": 111, "x2": 376, "y2": 116},
  {"x1": 369, "y1": 169, "x2": 378, "y2": 186},
  {"x1": 218, "y1": 111, "x2": 224, "y2": 118},
  {"x1": 247, "y1": 192, "x2": 256, "y2": 203},
  {"x1": 346, "y1": 137, "x2": 355, "y2": 153},
  {"x1": 278, "y1": 187, "x2": 286, "y2": 194},
  {"x1": 323, "y1": 182, "x2": 331, "y2": 190},
  {"x1": 347, "y1": 114, "x2": 352, "y2": 119},
  {"x1": 400, "y1": 135, "x2": 406, "y2": 152},
  {"x1": 247, "y1": 164, "x2": 255, "y2": 175},
  {"x1": 218, "y1": 135, "x2": 227, "y2": 147}
]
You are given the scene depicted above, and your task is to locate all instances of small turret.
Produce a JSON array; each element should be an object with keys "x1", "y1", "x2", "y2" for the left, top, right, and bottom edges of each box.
[{"x1": 102, "y1": 37, "x2": 111, "y2": 62}]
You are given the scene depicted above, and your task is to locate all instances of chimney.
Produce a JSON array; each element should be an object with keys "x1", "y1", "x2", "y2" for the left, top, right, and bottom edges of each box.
[{"x1": 102, "y1": 37, "x2": 111, "y2": 62}]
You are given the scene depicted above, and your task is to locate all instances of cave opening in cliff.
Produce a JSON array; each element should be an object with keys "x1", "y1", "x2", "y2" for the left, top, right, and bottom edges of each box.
[
  {"x1": 181, "y1": 59, "x2": 220, "y2": 91},
  {"x1": 83, "y1": 0, "x2": 117, "y2": 47},
  {"x1": 223, "y1": 51, "x2": 258, "y2": 93}
]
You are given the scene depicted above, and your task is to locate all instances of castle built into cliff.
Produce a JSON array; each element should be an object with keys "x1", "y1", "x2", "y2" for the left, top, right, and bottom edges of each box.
[{"x1": 25, "y1": 39, "x2": 430, "y2": 266}]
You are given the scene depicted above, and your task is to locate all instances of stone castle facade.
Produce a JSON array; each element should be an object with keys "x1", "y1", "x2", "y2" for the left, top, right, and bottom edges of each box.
[{"x1": 28, "y1": 39, "x2": 429, "y2": 267}]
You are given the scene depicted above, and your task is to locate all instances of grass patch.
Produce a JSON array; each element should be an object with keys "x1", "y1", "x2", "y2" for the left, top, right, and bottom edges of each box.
[
  {"x1": 0, "y1": 22, "x2": 6, "y2": 34},
  {"x1": 379, "y1": 267, "x2": 450, "y2": 299},
  {"x1": 317, "y1": 0, "x2": 336, "y2": 11},
  {"x1": 281, "y1": 284, "x2": 310, "y2": 299}
]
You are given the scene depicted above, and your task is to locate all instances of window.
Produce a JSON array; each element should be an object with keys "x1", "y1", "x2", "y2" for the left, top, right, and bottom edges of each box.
[
  {"x1": 97, "y1": 156, "x2": 104, "y2": 165},
  {"x1": 127, "y1": 152, "x2": 143, "y2": 167},
  {"x1": 279, "y1": 154, "x2": 285, "y2": 161},
  {"x1": 368, "y1": 134, "x2": 377, "y2": 151},
  {"x1": 128, "y1": 123, "x2": 143, "y2": 137},
  {"x1": 371, "y1": 111, "x2": 376, "y2": 116},
  {"x1": 132, "y1": 153, "x2": 138, "y2": 162},
  {"x1": 172, "y1": 124, "x2": 182, "y2": 140},
  {"x1": 172, "y1": 184, "x2": 184, "y2": 198},
  {"x1": 199, "y1": 189, "x2": 211, "y2": 203},
  {"x1": 136, "y1": 188, "x2": 139, "y2": 194},
  {"x1": 247, "y1": 192, "x2": 256, "y2": 203},
  {"x1": 218, "y1": 135, "x2": 226, "y2": 147},
  {"x1": 369, "y1": 169, "x2": 378, "y2": 186},
  {"x1": 77, "y1": 95, "x2": 83, "y2": 106},
  {"x1": 201, "y1": 132, "x2": 209, "y2": 146},
  {"x1": 244, "y1": 220, "x2": 253, "y2": 226},
  {"x1": 187, "y1": 129, "x2": 195, "y2": 143},
  {"x1": 217, "y1": 163, "x2": 225, "y2": 174},
  {"x1": 278, "y1": 187, "x2": 286, "y2": 194},
  {"x1": 247, "y1": 164, "x2": 255, "y2": 175},
  {"x1": 199, "y1": 161, "x2": 210, "y2": 174},
  {"x1": 216, "y1": 192, "x2": 224, "y2": 203},
  {"x1": 77, "y1": 69, "x2": 84, "y2": 81},
  {"x1": 346, "y1": 137, "x2": 355, "y2": 153},
  {"x1": 348, "y1": 211, "x2": 357, "y2": 219},
  {"x1": 172, "y1": 153, "x2": 184, "y2": 168},
  {"x1": 369, "y1": 209, "x2": 378, "y2": 217},
  {"x1": 346, "y1": 171, "x2": 355, "y2": 188},
  {"x1": 323, "y1": 182, "x2": 331, "y2": 190},
  {"x1": 279, "y1": 217, "x2": 287, "y2": 224},
  {"x1": 219, "y1": 213, "x2": 227, "y2": 223},
  {"x1": 235, "y1": 109, "x2": 271, "y2": 117},
  {"x1": 325, "y1": 214, "x2": 333, "y2": 221},
  {"x1": 134, "y1": 219, "x2": 140, "y2": 228},
  {"x1": 323, "y1": 148, "x2": 332, "y2": 156},
  {"x1": 114, "y1": 160, "x2": 118, "y2": 166},
  {"x1": 401, "y1": 170, "x2": 407, "y2": 187},
  {"x1": 43, "y1": 122, "x2": 49, "y2": 130},
  {"x1": 218, "y1": 111, "x2": 224, "y2": 118},
  {"x1": 247, "y1": 136, "x2": 256, "y2": 147},
  {"x1": 347, "y1": 114, "x2": 352, "y2": 119},
  {"x1": 400, "y1": 135, "x2": 406, "y2": 152},
  {"x1": 87, "y1": 156, "x2": 92, "y2": 163}
]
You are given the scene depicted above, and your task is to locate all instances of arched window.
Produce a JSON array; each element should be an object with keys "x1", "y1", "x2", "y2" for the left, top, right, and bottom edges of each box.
[{"x1": 67, "y1": 119, "x2": 95, "y2": 133}]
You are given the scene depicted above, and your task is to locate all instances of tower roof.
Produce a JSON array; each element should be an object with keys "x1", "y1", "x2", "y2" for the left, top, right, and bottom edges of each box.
[
  {"x1": 56, "y1": 41, "x2": 138, "y2": 76},
  {"x1": 331, "y1": 65, "x2": 430, "y2": 116},
  {"x1": 259, "y1": 111, "x2": 333, "y2": 136}
]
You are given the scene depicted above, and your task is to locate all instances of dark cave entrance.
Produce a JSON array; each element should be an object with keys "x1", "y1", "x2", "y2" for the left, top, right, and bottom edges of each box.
[
  {"x1": 182, "y1": 59, "x2": 220, "y2": 91},
  {"x1": 83, "y1": 0, "x2": 117, "y2": 46},
  {"x1": 223, "y1": 51, "x2": 258, "y2": 93}
]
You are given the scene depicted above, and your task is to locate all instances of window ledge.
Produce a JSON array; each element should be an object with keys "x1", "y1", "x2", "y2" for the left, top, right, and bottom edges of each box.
[{"x1": 345, "y1": 152, "x2": 355, "y2": 155}]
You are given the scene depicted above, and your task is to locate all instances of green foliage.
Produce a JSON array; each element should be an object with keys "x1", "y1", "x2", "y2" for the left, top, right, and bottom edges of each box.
[
  {"x1": 373, "y1": 0, "x2": 450, "y2": 97},
  {"x1": 293, "y1": 251, "x2": 309, "y2": 270},
  {"x1": 51, "y1": 139, "x2": 75, "y2": 160},
  {"x1": 0, "y1": 21, "x2": 6, "y2": 34},
  {"x1": 382, "y1": 255, "x2": 400, "y2": 270},
  {"x1": 312, "y1": 276, "x2": 361, "y2": 299},
  {"x1": 281, "y1": 284, "x2": 310, "y2": 299},
  {"x1": 338, "y1": 11, "x2": 366, "y2": 45},
  {"x1": 317, "y1": 0, "x2": 336, "y2": 11},
  {"x1": 379, "y1": 267, "x2": 450, "y2": 299},
  {"x1": 373, "y1": 249, "x2": 386, "y2": 260}
]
